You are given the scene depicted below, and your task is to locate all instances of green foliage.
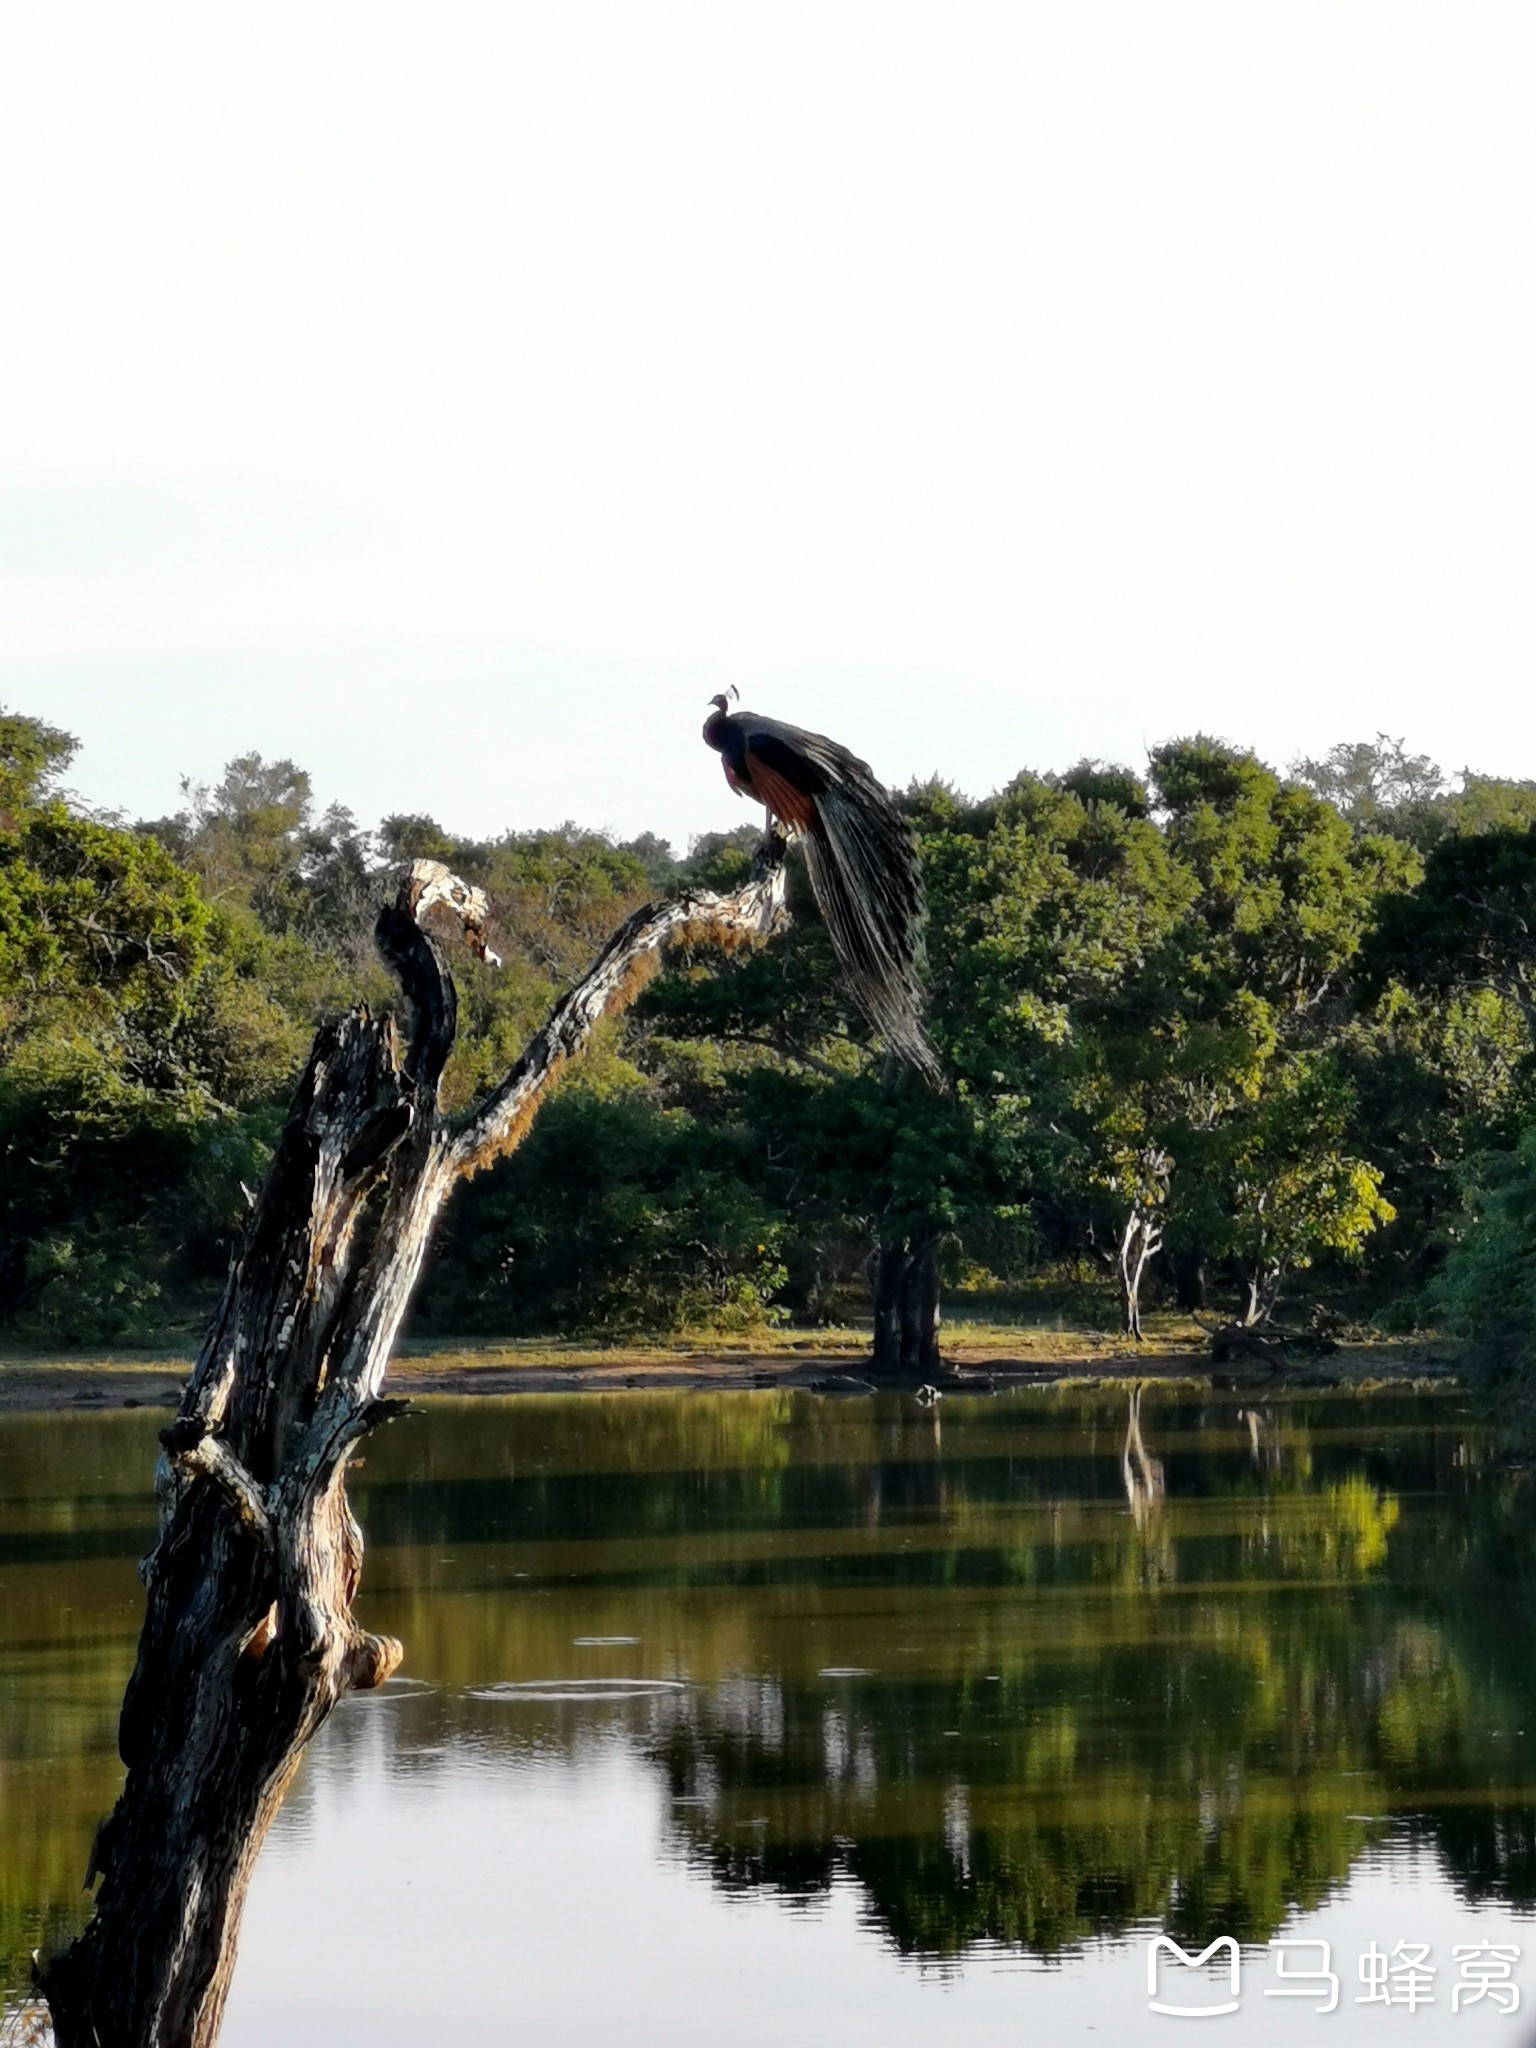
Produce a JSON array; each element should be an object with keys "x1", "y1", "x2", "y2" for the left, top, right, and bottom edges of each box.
[
  {"x1": 1055, "y1": 758, "x2": 1151, "y2": 818},
  {"x1": 421, "y1": 1084, "x2": 788, "y2": 1336},
  {"x1": 0, "y1": 714, "x2": 303, "y2": 1339},
  {"x1": 1360, "y1": 827, "x2": 1536, "y2": 1022},
  {"x1": 0, "y1": 707, "x2": 75, "y2": 818},
  {"x1": 1432, "y1": 775, "x2": 1536, "y2": 844},
  {"x1": 1291, "y1": 734, "x2": 1536, "y2": 850},
  {"x1": 910, "y1": 744, "x2": 1408, "y2": 1326},
  {"x1": 9, "y1": 694, "x2": 1536, "y2": 1351},
  {"x1": 1198, "y1": 1056, "x2": 1396, "y2": 1322},
  {"x1": 1290, "y1": 734, "x2": 1447, "y2": 840},
  {"x1": 1429, "y1": 1124, "x2": 1536, "y2": 1397}
]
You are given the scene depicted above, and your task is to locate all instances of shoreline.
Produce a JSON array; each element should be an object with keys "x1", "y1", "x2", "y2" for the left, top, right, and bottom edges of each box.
[{"x1": 0, "y1": 1334, "x2": 1461, "y2": 1413}]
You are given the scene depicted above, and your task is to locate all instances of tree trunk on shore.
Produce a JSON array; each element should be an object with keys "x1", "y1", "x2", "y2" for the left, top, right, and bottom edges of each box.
[
  {"x1": 1116, "y1": 1207, "x2": 1163, "y2": 1342},
  {"x1": 871, "y1": 1230, "x2": 942, "y2": 1377},
  {"x1": 1171, "y1": 1249, "x2": 1206, "y2": 1313},
  {"x1": 1236, "y1": 1257, "x2": 1285, "y2": 1328},
  {"x1": 37, "y1": 847, "x2": 789, "y2": 2048}
]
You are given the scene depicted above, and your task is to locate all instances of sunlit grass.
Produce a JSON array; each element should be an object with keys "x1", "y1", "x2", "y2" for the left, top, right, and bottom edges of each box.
[{"x1": 0, "y1": 1314, "x2": 1455, "y2": 1408}]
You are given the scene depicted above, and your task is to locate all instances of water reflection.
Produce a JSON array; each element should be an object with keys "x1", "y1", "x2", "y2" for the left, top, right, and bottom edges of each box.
[
  {"x1": 1121, "y1": 1381, "x2": 1165, "y2": 1526},
  {"x1": 7, "y1": 1387, "x2": 1536, "y2": 2033}
]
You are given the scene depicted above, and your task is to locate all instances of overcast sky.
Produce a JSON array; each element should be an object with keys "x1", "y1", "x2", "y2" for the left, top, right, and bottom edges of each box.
[{"x1": 3, "y1": 3, "x2": 1534, "y2": 849}]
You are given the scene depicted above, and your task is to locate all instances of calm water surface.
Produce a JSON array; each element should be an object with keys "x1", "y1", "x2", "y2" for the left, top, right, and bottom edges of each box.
[{"x1": 6, "y1": 1387, "x2": 1536, "y2": 2043}]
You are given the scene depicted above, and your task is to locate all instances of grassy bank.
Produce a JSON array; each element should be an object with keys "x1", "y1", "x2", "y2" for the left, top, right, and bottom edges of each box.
[{"x1": 0, "y1": 1314, "x2": 1460, "y2": 1413}]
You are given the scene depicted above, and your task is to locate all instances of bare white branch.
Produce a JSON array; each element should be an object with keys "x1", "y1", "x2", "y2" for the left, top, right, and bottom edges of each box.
[{"x1": 450, "y1": 849, "x2": 789, "y2": 1179}]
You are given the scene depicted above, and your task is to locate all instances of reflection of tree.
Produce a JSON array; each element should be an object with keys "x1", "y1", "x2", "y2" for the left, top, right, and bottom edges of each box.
[
  {"x1": 647, "y1": 1625, "x2": 1390, "y2": 1953},
  {"x1": 12, "y1": 1389, "x2": 1536, "y2": 1999},
  {"x1": 0, "y1": 1416, "x2": 159, "y2": 2004},
  {"x1": 1121, "y1": 1384, "x2": 1164, "y2": 1525},
  {"x1": 611, "y1": 1391, "x2": 1536, "y2": 1959}
]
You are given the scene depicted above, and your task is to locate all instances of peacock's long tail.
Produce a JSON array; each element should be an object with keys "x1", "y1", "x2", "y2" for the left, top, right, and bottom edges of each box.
[{"x1": 803, "y1": 774, "x2": 942, "y2": 1086}]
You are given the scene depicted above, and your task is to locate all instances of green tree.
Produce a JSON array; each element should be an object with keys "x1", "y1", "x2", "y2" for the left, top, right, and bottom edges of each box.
[
  {"x1": 921, "y1": 767, "x2": 1189, "y2": 1335},
  {"x1": 1360, "y1": 828, "x2": 1536, "y2": 1030},
  {"x1": 924, "y1": 744, "x2": 1406, "y2": 1333},
  {"x1": 0, "y1": 712, "x2": 299, "y2": 1335},
  {"x1": 420, "y1": 1078, "x2": 789, "y2": 1335},
  {"x1": 1144, "y1": 739, "x2": 1410, "y2": 1324},
  {"x1": 1428, "y1": 1122, "x2": 1536, "y2": 1405},
  {"x1": 1194, "y1": 1053, "x2": 1395, "y2": 1325},
  {"x1": 1290, "y1": 734, "x2": 1446, "y2": 840},
  {"x1": 1291, "y1": 738, "x2": 1536, "y2": 851}
]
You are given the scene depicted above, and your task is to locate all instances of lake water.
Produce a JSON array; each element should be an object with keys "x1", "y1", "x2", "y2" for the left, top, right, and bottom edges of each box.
[{"x1": 6, "y1": 1387, "x2": 1536, "y2": 2044}]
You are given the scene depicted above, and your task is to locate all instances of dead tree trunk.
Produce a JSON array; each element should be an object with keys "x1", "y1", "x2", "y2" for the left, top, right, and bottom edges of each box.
[{"x1": 38, "y1": 846, "x2": 788, "y2": 2048}]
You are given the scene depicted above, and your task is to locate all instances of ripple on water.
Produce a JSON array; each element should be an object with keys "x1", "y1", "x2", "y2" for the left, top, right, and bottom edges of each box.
[
  {"x1": 343, "y1": 1676, "x2": 438, "y2": 1703},
  {"x1": 466, "y1": 1678, "x2": 688, "y2": 1703}
]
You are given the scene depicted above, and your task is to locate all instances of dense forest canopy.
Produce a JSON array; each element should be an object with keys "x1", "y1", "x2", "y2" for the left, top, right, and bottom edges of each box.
[{"x1": 5, "y1": 705, "x2": 1536, "y2": 1371}]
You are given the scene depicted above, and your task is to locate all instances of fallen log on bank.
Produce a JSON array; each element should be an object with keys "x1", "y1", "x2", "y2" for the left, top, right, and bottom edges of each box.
[
  {"x1": 38, "y1": 841, "x2": 789, "y2": 2048},
  {"x1": 1207, "y1": 1320, "x2": 1341, "y2": 1369}
]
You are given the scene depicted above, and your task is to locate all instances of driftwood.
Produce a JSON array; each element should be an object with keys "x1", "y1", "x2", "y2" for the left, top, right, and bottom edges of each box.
[
  {"x1": 1207, "y1": 1320, "x2": 1340, "y2": 1368},
  {"x1": 38, "y1": 842, "x2": 788, "y2": 2048}
]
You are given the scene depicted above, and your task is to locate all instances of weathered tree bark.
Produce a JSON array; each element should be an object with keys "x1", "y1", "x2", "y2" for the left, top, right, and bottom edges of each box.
[
  {"x1": 38, "y1": 844, "x2": 788, "y2": 2048},
  {"x1": 870, "y1": 1229, "x2": 942, "y2": 1378}
]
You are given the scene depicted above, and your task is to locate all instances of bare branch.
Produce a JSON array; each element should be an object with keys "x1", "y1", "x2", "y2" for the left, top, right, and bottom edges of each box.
[
  {"x1": 376, "y1": 863, "x2": 493, "y2": 1098},
  {"x1": 375, "y1": 859, "x2": 498, "y2": 1101},
  {"x1": 401, "y1": 858, "x2": 499, "y2": 963},
  {"x1": 341, "y1": 1629, "x2": 404, "y2": 1694},
  {"x1": 450, "y1": 837, "x2": 790, "y2": 1179}
]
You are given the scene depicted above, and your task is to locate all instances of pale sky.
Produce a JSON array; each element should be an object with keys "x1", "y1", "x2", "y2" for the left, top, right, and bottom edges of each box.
[{"x1": 3, "y1": 3, "x2": 1534, "y2": 850}]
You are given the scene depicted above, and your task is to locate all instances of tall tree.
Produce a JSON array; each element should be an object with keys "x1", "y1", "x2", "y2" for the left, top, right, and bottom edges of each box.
[
  {"x1": 1290, "y1": 734, "x2": 1446, "y2": 839},
  {"x1": 921, "y1": 767, "x2": 1189, "y2": 1337},
  {"x1": 1360, "y1": 828, "x2": 1536, "y2": 1031},
  {"x1": 0, "y1": 715, "x2": 299, "y2": 1335},
  {"x1": 1143, "y1": 739, "x2": 1411, "y2": 1324},
  {"x1": 641, "y1": 823, "x2": 973, "y2": 1373}
]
